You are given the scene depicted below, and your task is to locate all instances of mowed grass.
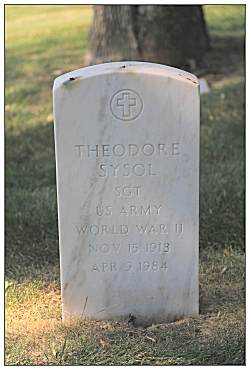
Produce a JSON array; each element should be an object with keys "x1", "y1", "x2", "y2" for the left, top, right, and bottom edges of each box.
[{"x1": 5, "y1": 5, "x2": 245, "y2": 365}]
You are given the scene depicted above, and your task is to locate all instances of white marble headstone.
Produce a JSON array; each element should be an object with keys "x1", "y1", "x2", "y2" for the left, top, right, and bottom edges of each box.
[{"x1": 53, "y1": 61, "x2": 199, "y2": 326}]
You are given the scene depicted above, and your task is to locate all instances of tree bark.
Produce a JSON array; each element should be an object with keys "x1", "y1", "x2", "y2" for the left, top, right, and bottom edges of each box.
[
  {"x1": 85, "y1": 6, "x2": 141, "y2": 65},
  {"x1": 85, "y1": 5, "x2": 210, "y2": 70}
]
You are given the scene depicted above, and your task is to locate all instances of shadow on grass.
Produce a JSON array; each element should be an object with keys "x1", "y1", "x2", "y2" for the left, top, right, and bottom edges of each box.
[
  {"x1": 203, "y1": 34, "x2": 244, "y2": 77},
  {"x1": 200, "y1": 80, "x2": 245, "y2": 251},
  {"x1": 6, "y1": 122, "x2": 59, "y2": 280}
]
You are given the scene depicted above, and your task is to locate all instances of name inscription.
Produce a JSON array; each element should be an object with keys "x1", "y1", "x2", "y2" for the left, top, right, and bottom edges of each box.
[
  {"x1": 75, "y1": 143, "x2": 180, "y2": 158},
  {"x1": 75, "y1": 142, "x2": 180, "y2": 177}
]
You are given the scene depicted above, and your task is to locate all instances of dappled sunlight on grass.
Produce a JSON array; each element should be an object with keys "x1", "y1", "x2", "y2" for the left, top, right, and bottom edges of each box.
[
  {"x1": 6, "y1": 295, "x2": 61, "y2": 337},
  {"x1": 6, "y1": 5, "x2": 92, "y2": 47},
  {"x1": 204, "y1": 5, "x2": 245, "y2": 37}
]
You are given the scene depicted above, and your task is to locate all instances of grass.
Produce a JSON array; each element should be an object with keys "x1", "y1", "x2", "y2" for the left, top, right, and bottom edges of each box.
[{"x1": 5, "y1": 5, "x2": 245, "y2": 365}]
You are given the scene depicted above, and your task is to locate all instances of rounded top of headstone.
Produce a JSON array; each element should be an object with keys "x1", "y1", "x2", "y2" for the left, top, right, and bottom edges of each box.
[{"x1": 53, "y1": 61, "x2": 199, "y2": 92}]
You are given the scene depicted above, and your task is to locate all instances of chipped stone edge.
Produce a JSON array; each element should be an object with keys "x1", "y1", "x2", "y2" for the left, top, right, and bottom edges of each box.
[{"x1": 53, "y1": 61, "x2": 199, "y2": 93}]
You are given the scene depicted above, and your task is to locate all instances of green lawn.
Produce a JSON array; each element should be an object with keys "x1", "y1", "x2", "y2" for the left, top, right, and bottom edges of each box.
[{"x1": 5, "y1": 5, "x2": 245, "y2": 365}]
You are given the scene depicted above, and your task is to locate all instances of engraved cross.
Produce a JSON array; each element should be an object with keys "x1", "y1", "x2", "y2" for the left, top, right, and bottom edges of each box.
[{"x1": 117, "y1": 92, "x2": 136, "y2": 118}]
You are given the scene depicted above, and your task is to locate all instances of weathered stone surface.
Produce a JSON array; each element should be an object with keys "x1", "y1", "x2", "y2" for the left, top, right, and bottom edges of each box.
[{"x1": 53, "y1": 61, "x2": 200, "y2": 326}]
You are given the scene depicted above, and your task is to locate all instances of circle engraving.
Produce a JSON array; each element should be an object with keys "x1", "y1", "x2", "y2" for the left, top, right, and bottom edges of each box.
[{"x1": 110, "y1": 89, "x2": 143, "y2": 121}]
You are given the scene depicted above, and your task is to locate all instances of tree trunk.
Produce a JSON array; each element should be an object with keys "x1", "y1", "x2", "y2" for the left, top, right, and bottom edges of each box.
[
  {"x1": 85, "y1": 5, "x2": 210, "y2": 70},
  {"x1": 85, "y1": 6, "x2": 140, "y2": 65}
]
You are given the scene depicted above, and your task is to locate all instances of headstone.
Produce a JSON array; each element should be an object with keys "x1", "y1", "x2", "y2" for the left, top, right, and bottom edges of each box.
[
  {"x1": 53, "y1": 61, "x2": 199, "y2": 326},
  {"x1": 199, "y1": 78, "x2": 210, "y2": 95}
]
